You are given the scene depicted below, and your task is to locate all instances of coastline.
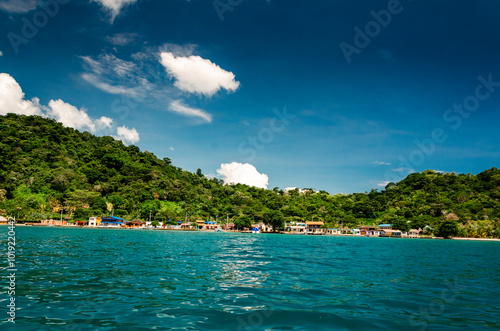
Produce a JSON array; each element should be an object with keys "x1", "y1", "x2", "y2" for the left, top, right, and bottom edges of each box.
[
  {"x1": 4, "y1": 224, "x2": 500, "y2": 241},
  {"x1": 451, "y1": 237, "x2": 500, "y2": 242}
]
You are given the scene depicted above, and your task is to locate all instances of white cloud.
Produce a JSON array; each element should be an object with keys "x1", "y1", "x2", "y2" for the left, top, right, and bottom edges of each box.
[
  {"x1": 81, "y1": 47, "x2": 238, "y2": 123},
  {"x1": 169, "y1": 100, "x2": 212, "y2": 123},
  {"x1": 0, "y1": 73, "x2": 140, "y2": 144},
  {"x1": 80, "y1": 54, "x2": 154, "y2": 98},
  {"x1": 377, "y1": 181, "x2": 391, "y2": 187},
  {"x1": 217, "y1": 162, "x2": 268, "y2": 189},
  {"x1": 82, "y1": 73, "x2": 141, "y2": 96},
  {"x1": 107, "y1": 33, "x2": 138, "y2": 46},
  {"x1": 160, "y1": 52, "x2": 240, "y2": 96},
  {"x1": 373, "y1": 161, "x2": 391, "y2": 165},
  {"x1": 81, "y1": 54, "x2": 137, "y2": 80},
  {"x1": 0, "y1": 0, "x2": 37, "y2": 13},
  {"x1": 0, "y1": 73, "x2": 43, "y2": 116},
  {"x1": 47, "y1": 99, "x2": 113, "y2": 133},
  {"x1": 114, "y1": 126, "x2": 140, "y2": 144},
  {"x1": 93, "y1": 0, "x2": 137, "y2": 22}
]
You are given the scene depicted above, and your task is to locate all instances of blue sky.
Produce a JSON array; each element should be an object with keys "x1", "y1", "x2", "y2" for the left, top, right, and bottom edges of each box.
[{"x1": 1, "y1": 0, "x2": 500, "y2": 194}]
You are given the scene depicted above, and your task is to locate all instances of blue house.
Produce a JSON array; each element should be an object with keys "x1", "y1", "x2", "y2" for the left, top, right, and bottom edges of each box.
[{"x1": 100, "y1": 216, "x2": 125, "y2": 227}]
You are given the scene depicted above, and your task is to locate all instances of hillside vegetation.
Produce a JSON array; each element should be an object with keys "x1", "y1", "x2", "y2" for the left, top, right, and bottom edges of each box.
[{"x1": 1, "y1": 114, "x2": 499, "y2": 238}]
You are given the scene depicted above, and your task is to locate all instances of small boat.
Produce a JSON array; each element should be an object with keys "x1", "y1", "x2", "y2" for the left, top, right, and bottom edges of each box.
[
  {"x1": 216, "y1": 228, "x2": 224, "y2": 232},
  {"x1": 252, "y1": 227, "x2": 260, "y2": 234}
]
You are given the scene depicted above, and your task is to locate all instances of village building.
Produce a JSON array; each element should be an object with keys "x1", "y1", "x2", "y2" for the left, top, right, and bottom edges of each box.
[
  {"x1": 359, "y1": 226, "x2": 377, "y2": 236},
  {"x1": 378, "y1": 224, "x2": 393, "y2": 230},
  {"x1": 88, "y1": 217, "x2": 101, "y2": 227},
  {"x1": 41, "y1": 219, "x2": 68, "y2": 226},
  {"x1": 100, "y1": 216, "x2": 125, "y2": 227},
  {"x1": 407, "y1": 229, "x2": 420, "y2": 238},
  {"x1": 287, "y1": 223, "x2": 306, "y2": 234},
  {"x1": 380, "y1": 229, "x2": 402, "y2": 237},
  {"x1": 340, "y1": 228, "x2": 352, "y2": 235},
  {"x1": 326, "y1": 228, "x2": 339, "y2": 235},
  {"x1": 126, "y1": 219, "x2": 145, "y2": 228},
  {"x1": 306, "y1": 221, "x2": 324, "y2": 234}
]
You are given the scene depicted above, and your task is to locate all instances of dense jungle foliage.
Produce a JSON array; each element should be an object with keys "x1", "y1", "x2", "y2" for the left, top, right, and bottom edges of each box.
[{"x1": 1, "y1": 114, "x2": 499, "y2": 238}]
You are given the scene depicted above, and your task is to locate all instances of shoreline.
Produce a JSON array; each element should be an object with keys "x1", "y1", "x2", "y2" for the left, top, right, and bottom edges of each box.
[
  {"x1": 451, "y1": 237, "x2": 500, "y2": 242},
  {"x1": 4, "y1": 224, "x2": 500, "y2": 241}
]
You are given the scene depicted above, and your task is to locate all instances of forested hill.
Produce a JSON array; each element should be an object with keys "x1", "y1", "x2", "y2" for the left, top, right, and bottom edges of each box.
[{"x1": 1, "y1": 114, "x2": 499, "y2": 238}]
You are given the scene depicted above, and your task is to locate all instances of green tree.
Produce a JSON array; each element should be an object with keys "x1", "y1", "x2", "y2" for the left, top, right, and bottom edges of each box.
[
  {"x1": 263, "y1": 210, "x2": 284, "y2": 232},
  {"x1": 435, "y1": 221, "x2": 459, "y2": 239}
]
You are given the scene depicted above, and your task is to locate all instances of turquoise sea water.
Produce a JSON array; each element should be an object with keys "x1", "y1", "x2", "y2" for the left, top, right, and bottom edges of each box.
[{"x1": 1, "y1": 227, "x2": 499, "y2": 330}]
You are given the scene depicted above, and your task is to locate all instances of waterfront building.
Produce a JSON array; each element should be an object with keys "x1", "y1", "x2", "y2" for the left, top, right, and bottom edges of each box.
[
  {"x1": 41, "y1": 219, "x2": 68, "y2": 226},
  {"x1": 306, "y1": 221, "x2": 324, "y2": 234},
  {"x1": 100, "y1": 216, "x2": 125, "y2": 227},
  {"x1": 380, "y1": 229, "x2": 402, "y2": 237},
  {"x1": 287, "y1": 223, "x2": 306, "y2": 234},
  {"x1": 126, "y1": 219, "x2": 145, "y2": 228},
  {"x1": 378, "y1": 224, "x2": 393, "y2": 230},
  {"x1": 88, "y1": 217, "x2": 101, "y2": 227},
  {"x1": 359, "y1": 226, "x2": 377, "y2": 236},
  {"x1": 326, "y1": 228, "x2": 339, "y2": 235}
]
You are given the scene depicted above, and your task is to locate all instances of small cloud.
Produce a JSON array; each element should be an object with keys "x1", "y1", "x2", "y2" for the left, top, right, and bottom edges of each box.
[
  {"x1": 107, "y1": 33, "x2": 139, "y2": 46},
  {"x1": 0, "y1": 0, "x2": 37, "y2": 13},
  {"x1": 169, "y1": 146, "x2": 174, "y2": 151},
  {"x1": 160, "y1": 52, "x2": 240, "y2": 96},
  {"x1": 301, "y1": 109, "x2": 314, "y2": 116},
  {"x1": 376, "y1": 49, "x2": 394, "y2": 61},
  {"x1": 377, "y1": 181, "x2": 390, "y2": 187},
  {"x1": 93, "y1": 0, "x2": 138, "y2": 22},
  {"x1": 217, "y1": 162, "x2": 268, "y2": 189},
  {"x1": 169, "y1": 100, "x2": 212, "y2": 123},
  {"x1": 392, "y1": 167, "x2": 415, "y2": 173},
  {"x1": 114, "y1": 126, "x2": 140, "y2": 144},
  {"x1": 373, "y1": 161, "x2": 391, "y2": 165}
]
